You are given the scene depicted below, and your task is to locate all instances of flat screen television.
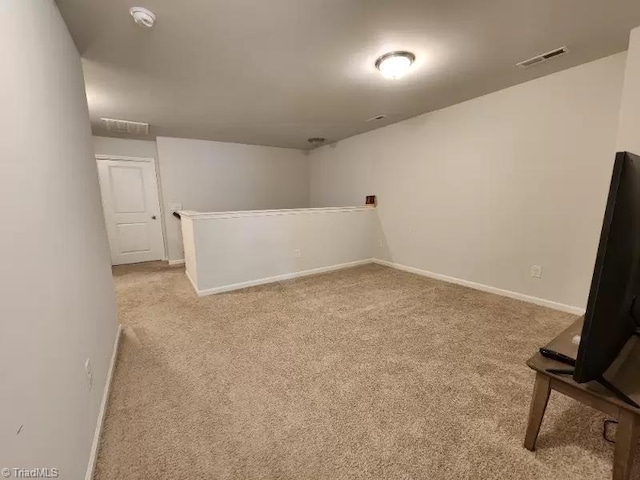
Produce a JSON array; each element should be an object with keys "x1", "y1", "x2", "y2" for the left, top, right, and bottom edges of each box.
[{"x1": 573, "y1": 151, "x2": 640, "y2": 407}]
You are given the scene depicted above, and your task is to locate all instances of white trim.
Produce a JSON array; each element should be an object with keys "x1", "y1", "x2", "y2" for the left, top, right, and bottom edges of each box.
[
  {"x1": 186, "y1": 269, "x2": 199, "y2": 293},
  {"x1": 191, "y1": 259, "x2": 374, "y2": 296},
  {"x1": 85, "y1": 324, "x2": 122, "y2": 480},
  {"x1": 95, "y1": 154, "x2": 154, "y2": 163},
  {"x1": 168, "y1": 259, "x2": 185, "y2": 266},
  {"x1": 372, "y1": 259, "x2": 586, "y2": 316},
  {"x1": 178, "y1": 206, "x2": 373, "y2": 221}
]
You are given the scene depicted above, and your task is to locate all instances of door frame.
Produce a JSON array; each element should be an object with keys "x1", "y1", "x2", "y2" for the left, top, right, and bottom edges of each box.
[{"x1": 95, "y1": 154, "x2": 167, "y2": 263}]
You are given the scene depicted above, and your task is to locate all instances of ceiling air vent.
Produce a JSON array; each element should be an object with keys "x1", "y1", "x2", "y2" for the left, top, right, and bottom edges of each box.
[
  {"x1": 101, "y1": 118, "x2": 150, "y2": 136},
  {"x1": 516, "y1": 46, "x2": 568, "y2": 68},
  {"x1": 307, "y1": 137, "x2": 326, "y2": 147}
]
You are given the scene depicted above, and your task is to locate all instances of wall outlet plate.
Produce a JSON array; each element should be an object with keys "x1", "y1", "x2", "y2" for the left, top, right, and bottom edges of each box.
[
  {"x1": 530, "y1": 265, "x2": 543, "y2": 279},
  {"x1": 294, "y1": 249, "x2": 301, "y2": 257}
]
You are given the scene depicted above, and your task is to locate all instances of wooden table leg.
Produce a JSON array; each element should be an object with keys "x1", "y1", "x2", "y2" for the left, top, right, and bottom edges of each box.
[
  {"x1": 613, "y1": 410, "x2": 639, "y2": 480},
  {"x1": 524, "y1": 372, "x2": 551, "y2": 451}
]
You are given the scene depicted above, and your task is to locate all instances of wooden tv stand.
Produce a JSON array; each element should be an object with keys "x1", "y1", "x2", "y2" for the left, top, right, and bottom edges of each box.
[{"x1": 525, "y1": 317, "x2": 640, "y2": 480}]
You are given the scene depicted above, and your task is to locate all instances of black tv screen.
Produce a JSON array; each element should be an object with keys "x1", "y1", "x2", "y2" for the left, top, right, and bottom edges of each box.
[{"x1": 574, "y1": 152, "x2": 640, "y2": 384}]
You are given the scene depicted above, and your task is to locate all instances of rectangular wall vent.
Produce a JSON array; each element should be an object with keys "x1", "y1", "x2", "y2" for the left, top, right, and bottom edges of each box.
[
  {"x1": 516, "y1": 46, "x2": 568, "y2": 69},
  {"x1": 101, "y1": 118, "x2": 150, "y2": 136}
]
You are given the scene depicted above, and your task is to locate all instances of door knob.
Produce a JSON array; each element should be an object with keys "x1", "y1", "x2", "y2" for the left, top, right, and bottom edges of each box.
[{"x1": 151, "y1": 215, "x2": 157, "y2": 220}]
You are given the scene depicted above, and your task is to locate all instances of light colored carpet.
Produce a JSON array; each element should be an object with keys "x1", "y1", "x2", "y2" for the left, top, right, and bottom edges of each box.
[{"x1": 95, "y1": 262, "x2": 639, "y2": 480}]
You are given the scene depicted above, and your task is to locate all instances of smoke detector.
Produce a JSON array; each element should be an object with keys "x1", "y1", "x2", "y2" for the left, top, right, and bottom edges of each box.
[
  {"x1": 129, "y1": 7, "x2": 156, "y2": 28},
  {"x1": 517, "y1": 46, "x2": 568, "y2": 68},
  {"x1": 101, "y1": 118, "x2": 150, "y2": 136}
]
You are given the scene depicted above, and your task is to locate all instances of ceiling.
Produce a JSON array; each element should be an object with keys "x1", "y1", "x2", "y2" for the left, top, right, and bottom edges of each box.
[{"x1": 57, "y1": 0, "x2": 640, "y2": 150}]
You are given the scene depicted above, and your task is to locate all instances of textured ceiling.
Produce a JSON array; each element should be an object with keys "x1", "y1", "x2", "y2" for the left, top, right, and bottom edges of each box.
[{"x1": 56, "y1": 0, "x2": 640, "y2": 149}]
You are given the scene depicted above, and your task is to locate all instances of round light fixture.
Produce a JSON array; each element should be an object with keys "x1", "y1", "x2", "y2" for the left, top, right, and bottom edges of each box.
[
  {"x1": 375, "y1": 51, "x2": 415, "y2": 79},
  {"x1": 129, "y1": 7, "x2": 156, "y2": 28}
]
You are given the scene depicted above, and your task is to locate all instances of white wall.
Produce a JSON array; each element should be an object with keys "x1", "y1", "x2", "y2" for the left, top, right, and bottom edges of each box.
[
  {"x1": 182, "y1": 207, "x2": 375, "y2": 293},
  {"x1": 0, "y1": 2, "x2": 118, "y2": 479},
  {"x1": 157, "y1": 137, "x2": 310, "y2": 261},
  {"x1": 310, "y1": 53, "x2": 627, "y2": 310},
  {"x1": 617, "y1": 27, "x2": 640, "y2": 154},
  {"x1": 93, "y1": 136, "x2": 158, "y2": 159},
  {"x1": 181, "y1": 213, "x2": 198, "y2": 286}
]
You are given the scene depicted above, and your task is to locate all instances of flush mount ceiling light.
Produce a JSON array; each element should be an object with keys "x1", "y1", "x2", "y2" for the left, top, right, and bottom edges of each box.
[
  {"x1": 375, "y1": 51, "x2": 416, "y2": 79},
  {"x1": 130, "y1": 7, "x2": 156, "y2": 28}
]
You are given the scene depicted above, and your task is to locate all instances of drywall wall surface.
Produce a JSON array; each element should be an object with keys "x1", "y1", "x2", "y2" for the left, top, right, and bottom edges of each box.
[
  {"x1": 181, "y1": 215, "x2": 198, "y2": 286},
  {"x1": 93, "y1": 136, "x2": 158, "y2": 159},
  {"x1": 617, "y1": 27, "x2": 640, "y2": 155},
  {"x1": 310, "y1": 53, "x2": 627, "y2": 310},
  {"x1": 0, "y1": 2, "x2": 118, "y2": 479},
  {"x1": 156, "y1": 136, "x2": 310, "y2": 261},
  {"x1": 182, "y1": 207, "x2": 374, "y2": 292}
]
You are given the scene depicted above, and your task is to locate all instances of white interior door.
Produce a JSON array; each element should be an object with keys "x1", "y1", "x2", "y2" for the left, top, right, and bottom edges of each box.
[{"x1": 96, "y1": 157, "x2": 165, "y2": 265}]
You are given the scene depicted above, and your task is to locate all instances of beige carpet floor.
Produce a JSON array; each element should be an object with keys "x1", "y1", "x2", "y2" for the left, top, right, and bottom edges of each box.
[{"x1": 95, "y1": 262, "x2": 640, "y2": 479}]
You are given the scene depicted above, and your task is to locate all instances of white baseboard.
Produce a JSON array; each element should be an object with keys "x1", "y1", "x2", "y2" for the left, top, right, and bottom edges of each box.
[
  {"x1": 193, "y1": 259, "x2": 374, "y2": 296},
  {"x1": 168, "y1": 259, "x2": 185, "y2": 266},
  {"x1": 85, "y1": 324, "x2": 122, "y2": 480},
  {"x1": 372, "y1": 259, "x2": 585, "y2": 316},
  {"x1": 186, "y1": 255, "x2": 584, "y2": 315}
]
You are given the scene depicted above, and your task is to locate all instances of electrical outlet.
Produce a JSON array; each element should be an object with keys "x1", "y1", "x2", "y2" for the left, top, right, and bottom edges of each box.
[
  {"x1": 378, "y1": 239, "x2": 384, "y2": 248},
  {"x1": 530, "y1": 265, "x2": 542, "y2": 279},
  {"x1": 294, "y1": 249, "x2": 301, "y2": 257},
  {"x1": 85, "y1": 358, "x2": 93, "y2": 391}
]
